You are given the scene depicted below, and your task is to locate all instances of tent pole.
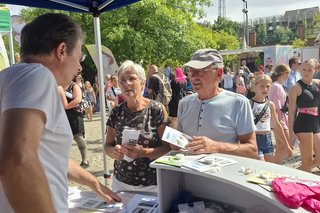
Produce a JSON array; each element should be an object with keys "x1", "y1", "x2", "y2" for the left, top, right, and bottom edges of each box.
[
  {"x1": 93, "y1": 16, "x2": 110, "y2": 186},
  {"x1": 8, "y1": 32, "x2": 15, "y2": 65}
]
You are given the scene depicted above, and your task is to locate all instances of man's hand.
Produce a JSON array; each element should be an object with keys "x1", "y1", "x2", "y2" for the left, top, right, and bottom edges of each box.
[
  {"x1": 89, "y1": 179, "x2": 121, "y2": 203},
  {"x1": 68, "y1": 159, "x2": 121, "y2": 203},
  {"x1": 186, "y1": 136, "x2": 215, "y2": 154},
  {"x1": 113, "y1": 145, "x2": 124, "y2": 160},
  {"x1": 121, "y1": 144, "x2": 145, "y2": 159}
]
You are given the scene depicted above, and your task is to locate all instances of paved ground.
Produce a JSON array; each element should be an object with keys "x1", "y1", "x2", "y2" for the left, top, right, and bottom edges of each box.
[
  {"x1": 68, "y1": 112, "x2": 320, "y2": 190},
  {"x1": 68, "y1": 112, "x2": 114, "y2": 190}
]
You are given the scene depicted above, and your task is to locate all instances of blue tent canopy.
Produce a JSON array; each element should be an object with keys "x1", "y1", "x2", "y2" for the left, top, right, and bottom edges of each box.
[
  {"x1": 2, "y1": 0, "x2": 141, "y2": 182},
  {"x1": 2, "y1": 0, "x2": 140, "y2": 14}
]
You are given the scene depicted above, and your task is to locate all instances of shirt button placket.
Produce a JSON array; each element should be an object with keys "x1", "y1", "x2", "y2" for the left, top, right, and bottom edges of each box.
[{"x1": 199, "y1": 102, "x2": 205, "y2": 129}]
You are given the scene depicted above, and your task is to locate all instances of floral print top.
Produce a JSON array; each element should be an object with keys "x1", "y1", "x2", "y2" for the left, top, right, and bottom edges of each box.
[{"x1": 107, "y1": 100, "x2": 165, "y2": 186}]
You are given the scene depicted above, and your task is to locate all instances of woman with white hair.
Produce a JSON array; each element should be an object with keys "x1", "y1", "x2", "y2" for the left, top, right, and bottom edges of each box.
[{"x1": 104, "y1": 60, "x2": 170, "y2": 192}]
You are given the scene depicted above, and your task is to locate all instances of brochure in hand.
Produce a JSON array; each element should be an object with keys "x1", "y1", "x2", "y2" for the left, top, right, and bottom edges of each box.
[{"x1": 161, "y1": 126, "x2": 192, "y2": 148}]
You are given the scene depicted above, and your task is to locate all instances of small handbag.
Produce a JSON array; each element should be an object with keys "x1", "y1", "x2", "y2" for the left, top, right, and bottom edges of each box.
[{"x1": 280, "y1": 96, "x2": 289, "y2": 114}]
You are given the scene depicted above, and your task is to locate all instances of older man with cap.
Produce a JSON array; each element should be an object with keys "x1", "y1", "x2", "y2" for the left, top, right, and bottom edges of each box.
[{"x1": 177, "y1": 49, "x2": 258, "y2": 159}]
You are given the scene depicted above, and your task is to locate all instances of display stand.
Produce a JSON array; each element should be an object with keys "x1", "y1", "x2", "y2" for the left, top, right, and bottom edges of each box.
[{"x1": 150, "y1": 153, "x2": 320, "y2": 213}]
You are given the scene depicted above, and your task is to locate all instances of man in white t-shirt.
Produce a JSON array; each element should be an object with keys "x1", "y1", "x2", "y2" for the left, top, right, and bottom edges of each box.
[
  {"x1": 177, "y1": 49, "x2": 257, "y2": 159},
  {"x1": 0, "y1": 13, "x2": 120, "y2": 213}
]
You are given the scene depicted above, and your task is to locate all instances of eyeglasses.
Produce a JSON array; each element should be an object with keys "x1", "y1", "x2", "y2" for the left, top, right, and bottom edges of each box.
[
  {"x1": 187, "y1": 67, "x2": 214, "y2": 77},
  {"x1": 80, "y1": 52, "x2": 86, "y2": 62},
  {"x1": 119, "y1": 76, "x2": 140, "y2": 84}
]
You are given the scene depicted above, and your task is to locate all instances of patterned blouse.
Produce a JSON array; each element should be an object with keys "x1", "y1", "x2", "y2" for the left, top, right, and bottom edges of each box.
[{"x1": 107, "y1": 100, "x2": 165, "y2": 186}]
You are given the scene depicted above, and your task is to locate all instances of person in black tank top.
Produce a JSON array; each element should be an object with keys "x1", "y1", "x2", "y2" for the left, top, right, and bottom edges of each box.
[
  {"x1": 288, "y1": 59, "x2": 320, "y2": 172},
  {"x1": 296, "y1": 80, "x2": 319, "y2": 109}
]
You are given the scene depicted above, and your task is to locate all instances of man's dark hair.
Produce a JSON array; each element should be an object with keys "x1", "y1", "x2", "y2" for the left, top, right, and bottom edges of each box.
[
  {"x1": 21, "y1": 13, "x2": 83, "y2": 57},
  {"x1": 288, "y1": 56, "x2": 300, "y2": 68}
]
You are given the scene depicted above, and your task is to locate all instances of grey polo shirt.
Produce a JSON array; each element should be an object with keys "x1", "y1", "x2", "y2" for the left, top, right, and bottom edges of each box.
[{"x1": 177, "y1": 90, "x2": 255, "y2": 143}]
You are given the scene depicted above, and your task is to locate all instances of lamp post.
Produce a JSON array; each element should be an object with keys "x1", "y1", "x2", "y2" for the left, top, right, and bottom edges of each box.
[{"x1": 242, "y1": 0, "x2": 249, "y2": 49}]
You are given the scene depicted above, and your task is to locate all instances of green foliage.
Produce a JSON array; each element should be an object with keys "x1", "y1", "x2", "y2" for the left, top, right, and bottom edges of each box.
[
  {"x1": 212, "y1": 17, "x2": 241, "y2": 37},
  {"x1": 223, "y1": 54, "x2": 237, "y2": 69},
  {"x1": 255, "y1": 21, "x2": 267, "y2": 45},
  {"x1": 292, "y1": 38, "x2": 306, "y2": 48},
  {"x1": 19, "y1": 0, "x2": 240, "y2": 80},
  {"x1": 274, "y1": 26, "x2": 294, "y2": 44},
  {"x1": 212, "y1": 31, "x2": 240, "y2": 50}
]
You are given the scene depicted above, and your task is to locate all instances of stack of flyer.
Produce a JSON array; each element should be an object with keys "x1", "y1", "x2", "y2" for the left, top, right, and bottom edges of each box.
[
  {"x1": 68, "y1": 187, "x2": 158, "y2": 213},
  {"x1": 182, "y1": 155, "x2": 238, "y2": 172}
]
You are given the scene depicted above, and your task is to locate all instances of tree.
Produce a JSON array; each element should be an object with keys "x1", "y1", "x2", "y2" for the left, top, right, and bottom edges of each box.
[
  {"x1": 212, "y1": 17, "x2": 241, "y2": 37},
  {"x1": 255, "y1": 21, "x2": 267, "y2": 46},
  {"x1": 19, "y1": 0, "x2": 240, "y2": 80},
  {"x1": 274, "y1": 26, "x2": 294, "y2": 44},
  {"x1": 292, "y1": 38, "x2": 306, "y2": 48}
]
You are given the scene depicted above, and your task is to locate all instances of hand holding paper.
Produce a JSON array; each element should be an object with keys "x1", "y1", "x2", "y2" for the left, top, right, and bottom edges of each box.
[
  {"x1": 121, "y1": 128, "x2": 140, "y2": 162},
  {"x1": 161, "y1": 126, "x2": 191, "y2": 149}
]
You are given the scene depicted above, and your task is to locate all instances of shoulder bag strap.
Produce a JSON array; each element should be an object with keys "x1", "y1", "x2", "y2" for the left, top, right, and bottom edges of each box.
[
  {"x1": 111, "y1": 87, "x2": 117, "y2": 97},
  {"x1": 254, "y1": 99, "x2": 270, "y2": 125}
]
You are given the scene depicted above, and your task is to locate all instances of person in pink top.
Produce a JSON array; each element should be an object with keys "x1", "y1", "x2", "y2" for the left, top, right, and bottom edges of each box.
[{"x1": 269, "y1": 64, "x2": 292, "y2": 163}]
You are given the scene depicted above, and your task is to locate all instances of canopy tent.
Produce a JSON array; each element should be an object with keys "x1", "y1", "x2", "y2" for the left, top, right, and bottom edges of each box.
[
  {"x1": 0, "y1": 7, "x2": 14, "y2": 66},
  {"x1": 2, "y1": 0, "x2": 141, "y2": 184}
]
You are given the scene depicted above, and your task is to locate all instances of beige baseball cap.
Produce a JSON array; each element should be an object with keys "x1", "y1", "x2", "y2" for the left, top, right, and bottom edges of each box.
[{"x1": 184, "y1": 48, "x2": 223, "y2": 69}]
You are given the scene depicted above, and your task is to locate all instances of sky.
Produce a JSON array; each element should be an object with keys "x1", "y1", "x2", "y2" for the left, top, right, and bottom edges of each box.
[
  {"x1": 4, "y1": 0, "x2": 320, "y2": 22},
  {"x1": 203, "y1": 0, "x2": 320, "y2": 22}
]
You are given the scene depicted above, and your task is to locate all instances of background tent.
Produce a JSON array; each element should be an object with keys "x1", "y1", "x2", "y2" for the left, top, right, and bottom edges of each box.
[
  {"x1": 0, "y1": 35, "x2": 10, "y2": 70},
  {"x1": 2, "y1": 0, "x2": 140, "y2": 185},
  {"x1": 0, "y1": 7, "x2": 14, "y2": 66}
]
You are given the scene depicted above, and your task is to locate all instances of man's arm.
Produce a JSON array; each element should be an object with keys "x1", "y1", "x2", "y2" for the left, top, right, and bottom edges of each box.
[
  {"x1": 186, "y1": 132, "x2": 258, "y2": 159},
  {"x1": 0, "y1": 109, "x2": 55, "y2": 212},
  {"x1": 67, "y1": 159, "x2": 121, "y2": 203}
]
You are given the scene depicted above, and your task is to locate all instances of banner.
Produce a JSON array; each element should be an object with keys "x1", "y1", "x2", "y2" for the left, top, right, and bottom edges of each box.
[
  {"x1": 85, "y1": 45, "x2": 118, "y2": 77},
  {"x1": 0, "y1": 7, "x2": 11, "y2": 32},
  {"x1": 0, "y1": 34, "x2": 10, "y2": 71}
]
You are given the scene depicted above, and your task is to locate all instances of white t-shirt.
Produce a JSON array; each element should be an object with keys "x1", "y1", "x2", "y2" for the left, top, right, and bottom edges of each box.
[
  {"x1": 251, "y1": 101, "x2": 271, "y2": 132},
  {"x1": 222, "y1": 73, "x2": 234, "y2": 89},
  {"x1": 106, "y1": 86, "x2": 121, "y2": 100},
  {"x1": 0, "y1": 63, "x2": 73, "y2": 212}
]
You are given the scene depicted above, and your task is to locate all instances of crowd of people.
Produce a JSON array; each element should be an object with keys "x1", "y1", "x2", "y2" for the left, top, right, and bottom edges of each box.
[{"x1": 1, "y1": 12, "x2": 320, "y2": 212}]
